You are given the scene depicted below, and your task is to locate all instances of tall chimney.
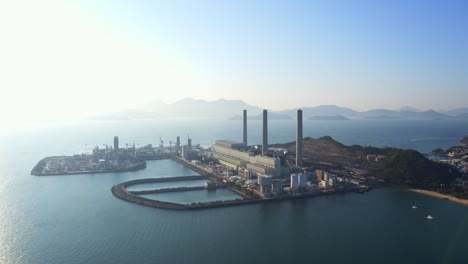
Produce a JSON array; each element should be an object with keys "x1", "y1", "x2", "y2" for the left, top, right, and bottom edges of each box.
[
  {"x1": 114, "y1": 136, "x2": 119, "y2": 150},
  {"x1": 243, "y1": 109, "x2": 247, "y2": 145},
  {"x1": 296, "y1": 109, "x2": 303, "y2": 167},
  {"x1": 262, "y1": 109, "x2": 268, "y2": 155}
]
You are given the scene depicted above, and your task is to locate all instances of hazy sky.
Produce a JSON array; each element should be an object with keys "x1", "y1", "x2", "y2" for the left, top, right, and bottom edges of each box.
[{"x1": 0, "y1": 0, "x2": 467, "y2": 126}]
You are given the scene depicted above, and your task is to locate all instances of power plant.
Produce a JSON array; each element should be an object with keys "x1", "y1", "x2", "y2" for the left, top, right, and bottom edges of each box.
[{"x1": 209, "y1": 108, "x2": 304, "y2": 185}]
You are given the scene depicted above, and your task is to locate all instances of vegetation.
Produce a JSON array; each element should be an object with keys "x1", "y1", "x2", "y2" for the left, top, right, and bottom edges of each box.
[{"x1": 379, "y1": 149, "x2": 458, "y2": 189}]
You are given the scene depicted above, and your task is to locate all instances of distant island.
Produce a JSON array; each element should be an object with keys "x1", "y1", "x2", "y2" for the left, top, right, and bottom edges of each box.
[
  {"x1": 307, "y1": 115, "x2": 349, "y2": 121},
  {"x1": 89, "y1": 97, "x2": 468, "y2": 121}
]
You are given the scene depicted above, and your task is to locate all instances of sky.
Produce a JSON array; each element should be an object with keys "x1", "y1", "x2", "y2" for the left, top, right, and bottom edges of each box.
[{"x1": 0, "y1": 0, "x2": 467, "y2": 127}]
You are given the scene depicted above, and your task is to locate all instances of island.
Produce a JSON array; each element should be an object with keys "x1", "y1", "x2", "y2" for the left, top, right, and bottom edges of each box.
[{"x1": 307, "y1": 115, "x2": 349, "y2": 121}]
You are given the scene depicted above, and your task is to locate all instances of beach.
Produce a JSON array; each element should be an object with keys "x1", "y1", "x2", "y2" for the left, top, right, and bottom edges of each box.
[{"x1": 409, "y1": 189, "x2": 468, "y2": 206}]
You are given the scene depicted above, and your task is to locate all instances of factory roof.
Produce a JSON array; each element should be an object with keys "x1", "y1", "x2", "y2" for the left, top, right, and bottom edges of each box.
[{"x1": 215, "y1": 139, "x2": 246, "y2": 149}]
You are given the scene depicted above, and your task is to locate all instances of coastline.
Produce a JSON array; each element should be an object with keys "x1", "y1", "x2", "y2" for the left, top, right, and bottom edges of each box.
[{"x1": 408, "y1": 188, "x2": 468, "y2": 206}]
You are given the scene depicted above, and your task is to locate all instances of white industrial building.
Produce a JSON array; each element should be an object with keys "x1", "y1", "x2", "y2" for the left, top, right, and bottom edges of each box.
[
  {"x1": 215, "y1": 139, "x2": 246, "y2": 149},
  {"x1": 290, "y1": 173, "x2": 299, "y2": 190},
  {"x1": 211, "y1": 143, "x2": 281, "y2": 176},
  {"x1": 258, "y1": 174, "x2": 273, "y2": 194}
]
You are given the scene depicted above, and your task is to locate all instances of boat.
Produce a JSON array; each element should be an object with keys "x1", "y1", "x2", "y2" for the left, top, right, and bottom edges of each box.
[
  {"x1": 412, "y1": 201, "x2": 418, "y2": 209},
  {"x1": 427, "y1": 215, "x2": 434, "y2": 220}
]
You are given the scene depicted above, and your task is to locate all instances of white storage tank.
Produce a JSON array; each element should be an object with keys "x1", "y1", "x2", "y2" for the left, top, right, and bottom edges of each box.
[
  {"x1": 298, "y1": 173, "x2": 307, "y2": 187},
  {"x1": 324, "y1": 172, "x2": 330, "y2": 182},
  {"x1": 290, "y1": 173, "x2": 299, "y2": 189}
]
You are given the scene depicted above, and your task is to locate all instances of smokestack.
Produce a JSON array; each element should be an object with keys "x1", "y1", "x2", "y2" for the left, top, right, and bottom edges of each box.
[
  {"x1": 243, "y1": 109, "x2": 247, "y2": 145},
  {"x1": 114, "y1": 136, "x2": 119, "y2": 150},
  {"x1": 296, "y1": 110, "x2": 303, "y2": 167},
  {"x1": 262, "y1": 109, "x2": 268, "y2": 155}
]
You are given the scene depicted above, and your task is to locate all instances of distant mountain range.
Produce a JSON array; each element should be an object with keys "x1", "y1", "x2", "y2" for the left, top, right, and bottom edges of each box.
[{"x1": 90, "y1": 98, "x2": 468, "y2": 121}]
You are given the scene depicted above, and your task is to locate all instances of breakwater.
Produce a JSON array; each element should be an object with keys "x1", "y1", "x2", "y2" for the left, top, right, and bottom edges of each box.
[
  {"x1": 130, "y1": 185, "x2": 227, "y2": 195},
  {"x1": 111, "y1": 177, "x2": 361, "y2": 210},
  {"x1": 111, "y1": 176, "x2": 253, "y2": 210}
]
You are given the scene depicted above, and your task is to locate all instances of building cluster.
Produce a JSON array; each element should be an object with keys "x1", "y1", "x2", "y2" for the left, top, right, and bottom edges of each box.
[
  {"x1": 315, "y1": 170, "x2": 347, "y2": 189},
  {"x1": 36, "y1": 136, "x2": 147, "y2": 175},
  {"x1": 439, "y1": 146, "x2": 468, "y2": 174}
]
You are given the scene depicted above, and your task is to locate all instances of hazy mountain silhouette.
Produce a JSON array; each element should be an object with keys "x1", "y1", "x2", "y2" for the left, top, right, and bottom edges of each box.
[{"x1": 90, "y1": 98, "x2": 467, "y2": 120}]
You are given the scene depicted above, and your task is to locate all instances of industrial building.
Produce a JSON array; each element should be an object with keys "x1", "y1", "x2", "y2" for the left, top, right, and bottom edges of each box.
[
  {"x1": 290, "y1": 173, "x2": 299, "y2": 190},
  {"x1": 258, "y1": 174, "x2": 273, "y2": 194},
  {"x1": 211, "y1": 142, "x2": 281, "y2": 176},
  {"x1": 215, "y1": 139, "x2": 246, "y2": 149},
  {"x1": 316, "y1": 170, "x2": 325, "y2": 181},
  {"x1": 210, "y1": 109, "x2": 283, "y2": 177}
]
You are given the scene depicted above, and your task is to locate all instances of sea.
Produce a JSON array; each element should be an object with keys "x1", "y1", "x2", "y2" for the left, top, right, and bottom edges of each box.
[{"x1": 0, "y1": 118, "x2": 467, "y2": 264}]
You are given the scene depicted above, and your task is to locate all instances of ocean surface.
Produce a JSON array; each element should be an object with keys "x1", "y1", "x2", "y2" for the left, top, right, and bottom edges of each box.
[{"x1": 0, "y1": 118, "x2": 467, "y2": 264}]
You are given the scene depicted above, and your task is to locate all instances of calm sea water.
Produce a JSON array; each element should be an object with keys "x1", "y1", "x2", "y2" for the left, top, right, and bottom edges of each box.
[{"x1": 0, "y1": 119, "x2": 467, "y2": 264}]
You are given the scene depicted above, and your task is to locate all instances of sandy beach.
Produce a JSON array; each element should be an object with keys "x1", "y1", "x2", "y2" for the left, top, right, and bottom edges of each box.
[{"x1": 409, "y1": 189, "x2": 468, "y2": 206}]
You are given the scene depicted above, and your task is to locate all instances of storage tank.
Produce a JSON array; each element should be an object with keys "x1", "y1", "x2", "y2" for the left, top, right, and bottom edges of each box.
[
  {"x1": 298, "y1": 173, "x2": 307, "y2": 187},
  {"x1": 324, "y1": 172, "x2": 330, "y2": 182},
  {"x1": 290, "y1": 173, "x2": 298, "y2": 189}
]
